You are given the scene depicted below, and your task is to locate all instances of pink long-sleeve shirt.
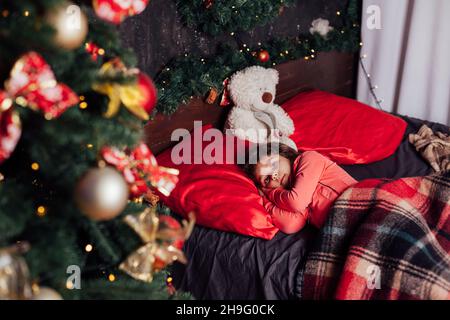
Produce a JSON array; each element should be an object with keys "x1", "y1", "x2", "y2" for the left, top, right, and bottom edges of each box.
[{"x1": 263, "y1": 151, "x2": 357, "y2": 234}]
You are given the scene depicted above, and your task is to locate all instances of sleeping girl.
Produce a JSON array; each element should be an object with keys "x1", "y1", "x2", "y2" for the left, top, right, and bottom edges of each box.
[{"x1": 241, "y1": 143, "x2": 357, "y2": 234}]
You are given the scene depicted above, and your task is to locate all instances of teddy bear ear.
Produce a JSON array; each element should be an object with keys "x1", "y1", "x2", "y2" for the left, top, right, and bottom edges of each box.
[{"x1": 267, "y1": 68, "x2": 279, "y2": 84}]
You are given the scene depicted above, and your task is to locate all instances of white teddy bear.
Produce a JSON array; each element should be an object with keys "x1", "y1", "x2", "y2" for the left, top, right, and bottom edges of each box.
[{"x1": 224, "y1": 66, "x2": 297, "y2": 150}]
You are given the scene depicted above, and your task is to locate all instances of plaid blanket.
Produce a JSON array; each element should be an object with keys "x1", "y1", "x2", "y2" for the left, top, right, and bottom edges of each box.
[
  {"x1": 300, "y1": 171, "x2": 450, "y2": 300},
  {"x1": 409, "y1": 124, "x2": 450, "y2": 172}
]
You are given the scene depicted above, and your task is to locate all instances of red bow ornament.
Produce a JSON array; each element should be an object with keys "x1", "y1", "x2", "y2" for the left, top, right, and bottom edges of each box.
[
  {"x1": 101, "y1": 143, "x2": 179, "y2": 198},
  {"x1": 219, "y1": 78, "x2": 231, "y2": 107},
  {"x1": 93, "y1": 0, "x2": 150, "y2": 24},
  {"x1": 0, "y1": 52, "x2": 79, "y2": 119},
  {"x1": 0, "y1": 107, "x2": 21, "y2": 164},
  {"x1": 0, "y1": 52, "x2": 78, "y2": 164}
]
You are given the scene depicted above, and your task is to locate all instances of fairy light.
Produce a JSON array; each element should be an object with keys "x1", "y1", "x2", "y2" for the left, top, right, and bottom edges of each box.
[
  {"x1": 31, "y1": 162, "x2": 39, "y2": 171},
  {"x1": 167, "y1": 277, "x2": 173, "y2": 283},
  {"x1": 108, "y1": 274, "x2": 116, "y2": 282},
  {"x1": 336, "y1": 11, "x2": 341, "y2": 16},
  {"x1": 79, "y1": 102, "x2": 88, "y2": 109},
  {"x1": 15, "y1": 96, "x2": 27, "y2": 107},
  {"x1": 24, "y1": 11, "x2": 30, "y2": 17},
  {"x1": 79, "y1": 95, "x2": 85, "y2": 101},
  {"x1": 36, "y1": 206, "x2": 46, "y2": 217},
  {"x1": 98, "y1": 48, "x2": 105, "y2": 56},
  {"x1": 359, "y1": 54, "x2": 384, "y2": 110},
  {"x1": 0, "y1": 173, "x2": 4, "y2": 181},
  {"x1": 85, "y1": 244, "x2": 93, "y2": 252},
  {"x1": 86, "y1": 143, "x2": 93, "y2": 149},
  {"x1": 66, "y1": 281, "x2": 74, "y2": 289}
]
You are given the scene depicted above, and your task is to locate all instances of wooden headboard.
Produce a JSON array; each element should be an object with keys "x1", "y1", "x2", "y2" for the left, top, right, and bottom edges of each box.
[{"x1": 145, "y1": 51, "x2": 356, "y2": 154}]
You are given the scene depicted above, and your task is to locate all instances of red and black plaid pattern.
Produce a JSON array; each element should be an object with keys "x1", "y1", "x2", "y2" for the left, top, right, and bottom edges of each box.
[{"x1": 300, "y1": 171, "x2": 450, "y2": 300}]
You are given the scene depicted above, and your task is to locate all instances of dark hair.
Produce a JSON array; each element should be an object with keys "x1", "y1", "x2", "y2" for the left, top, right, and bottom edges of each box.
[{"x1": 239, "y1": 143, "x2": 299, "y2": 184}]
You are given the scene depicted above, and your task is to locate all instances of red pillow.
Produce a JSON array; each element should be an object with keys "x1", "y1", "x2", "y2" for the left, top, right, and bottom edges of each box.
[
  {"x1": 156, "y1": 124, "x2": 278, "y2": 240},
  {"x1": 282, "y1": 90, "x2": 407, "y2": 164}
]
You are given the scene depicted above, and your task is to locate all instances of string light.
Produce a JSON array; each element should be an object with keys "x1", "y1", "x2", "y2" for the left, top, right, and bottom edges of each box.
[
  {"x1": 31, "y1": 162, "x2": 39, "y2": 171},
  {"x1": 98, "y1": 48, "x2": 105, "y2": 56},
  {"x1": 66, "y1": 280, "x2": 74, "y2": 289},
  {"x1": 0, "y1": 173, "x2": 4, "y2": 181},
  {"x1": 359, "y1": 55, "x2": 384, "y2": 110},
  {"x1": 86, "y1": 143, "x2": 93, "y2": 149},
  {"x1": 85, "y1": 244, "x2": 93, "y2": 252},
  {"x1": 79, "y1": 102, "x2": 88, "y2": 109},
  {"x1": 108, "y1": 274, "x2": 116, "y2": 282},
  {"x1": 24, "y1": 11, "x2": 30, "y2": 17},
  {"x1": 336, "y1": 11, "x2": 341, "y2": 16},
  {"x1": 36, "y1": 206, "x2": 46, "y2": 217}
]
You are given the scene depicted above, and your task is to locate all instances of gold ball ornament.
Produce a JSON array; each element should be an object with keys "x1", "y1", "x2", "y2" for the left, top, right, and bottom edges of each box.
[
  {"x1": 75, "y1": 167, "x2": 129, "y2": 221},
  {"x1": 45, "y1": 1, "x2": 88, "y2": 50},
  {"x1": 32, "y1": 286, "x2": 63, "y2": 300}
]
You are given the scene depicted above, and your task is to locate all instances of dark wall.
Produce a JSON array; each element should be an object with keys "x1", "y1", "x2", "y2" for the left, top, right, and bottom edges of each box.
[{"x1": 120, "y1": 0, "x2": 349, "y2": 77}]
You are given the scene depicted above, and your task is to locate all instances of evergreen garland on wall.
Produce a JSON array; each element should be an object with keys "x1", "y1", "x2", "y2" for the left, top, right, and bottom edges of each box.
[
  {"x1": 176, "y1": 0, "x2": 297, "y2": 36},
  {"x1": 155, "y1": 0, "x2": 361, "y2": 115}
]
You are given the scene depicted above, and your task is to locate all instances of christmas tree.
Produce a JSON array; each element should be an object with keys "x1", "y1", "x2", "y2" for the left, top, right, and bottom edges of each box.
[{"x1": 0, "y1": 0, "x2": 188, "y2": 299}]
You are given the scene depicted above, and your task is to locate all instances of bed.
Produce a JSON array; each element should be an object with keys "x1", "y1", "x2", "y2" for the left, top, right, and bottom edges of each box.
[{"x1": 144, "y1": 52, "x2": 450, "y2": 300}]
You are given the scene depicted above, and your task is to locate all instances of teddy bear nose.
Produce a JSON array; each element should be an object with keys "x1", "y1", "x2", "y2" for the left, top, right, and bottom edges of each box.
[{"x1": 262, "y1": 92, "x2": 273, "y2": 103}]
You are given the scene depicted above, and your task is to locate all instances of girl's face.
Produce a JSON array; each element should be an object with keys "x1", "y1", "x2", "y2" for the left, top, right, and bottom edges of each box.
[{"x1": 254, "y1": 154, "x2": 291, "y2": 189}]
